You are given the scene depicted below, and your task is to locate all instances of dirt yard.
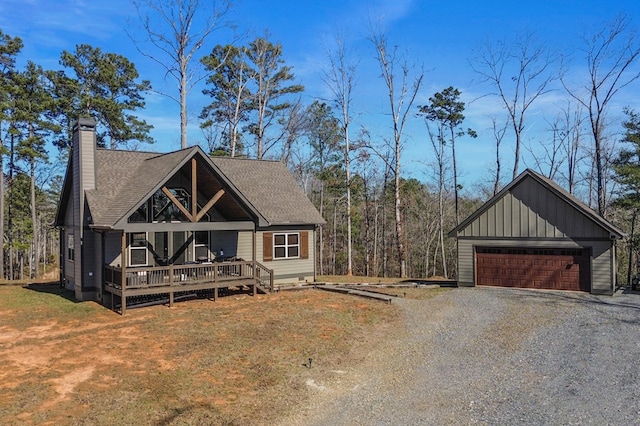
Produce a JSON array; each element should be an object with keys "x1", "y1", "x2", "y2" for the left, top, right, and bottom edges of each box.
[{"x1": 0, "y1": 282, "x2": 402, "y2": 425}]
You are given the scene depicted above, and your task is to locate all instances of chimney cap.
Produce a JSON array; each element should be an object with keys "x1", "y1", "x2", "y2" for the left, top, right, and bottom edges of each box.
[{"x1": 75, "y1": 117, "x2": 96, "y2": 130}]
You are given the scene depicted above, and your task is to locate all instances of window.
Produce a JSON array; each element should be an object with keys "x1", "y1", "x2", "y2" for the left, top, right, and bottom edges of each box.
[
  {"x1": 67, "y1": 234, "x2": 75, "y2": 261},
  {"x1": 129, "y1": 232, "x2": 148, "y2": 266},
  {"x1": 194, "y1": 231, "x2": 210, "y2": 261},
  {"x1": 274, "y1": 233, "x2": 299, "y2": 259},
  {"x1": 128, "y1": 202, "x2": 149, "y2": 223},
  {"x1": 151, "y1": 189, "x2": 190, "y2": 222}
]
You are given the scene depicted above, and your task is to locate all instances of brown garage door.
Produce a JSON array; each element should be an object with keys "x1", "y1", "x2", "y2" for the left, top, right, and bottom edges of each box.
[{"x1": 476, "y1": 248, "x2": 590, "y2": 291}]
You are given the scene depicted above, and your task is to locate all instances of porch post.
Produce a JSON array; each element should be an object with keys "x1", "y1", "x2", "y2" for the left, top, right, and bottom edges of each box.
[
  {"x1": 121, "y1": 232, "x2": 127, "y2": 316},
  {"x1": 252, "y1": 228, "x2": 257, "y2": 279}
]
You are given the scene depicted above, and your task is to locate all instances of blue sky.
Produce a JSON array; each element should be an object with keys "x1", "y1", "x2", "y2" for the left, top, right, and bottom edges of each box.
[{"x1": 1, "y1": 0, "x2": 640, "y2": 191}]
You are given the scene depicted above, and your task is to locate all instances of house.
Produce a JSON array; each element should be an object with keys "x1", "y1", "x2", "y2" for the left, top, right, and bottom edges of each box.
[
  {"x1": 448, "y1": 169, "x2": 625, "y2": 294},
  {"x1": 55, "y1": 118, "x2": 325, "y2": 313}
]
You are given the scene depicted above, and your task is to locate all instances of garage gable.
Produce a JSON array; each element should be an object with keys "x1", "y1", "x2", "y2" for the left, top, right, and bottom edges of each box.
[{"x1": 449, "y1": 169, "x2": 623, "y2": 240}]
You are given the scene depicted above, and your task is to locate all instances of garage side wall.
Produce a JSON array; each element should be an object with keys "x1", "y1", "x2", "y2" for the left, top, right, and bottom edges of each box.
[{"x1": 591, "y1": 240, "x2": 615, "y2": 295}]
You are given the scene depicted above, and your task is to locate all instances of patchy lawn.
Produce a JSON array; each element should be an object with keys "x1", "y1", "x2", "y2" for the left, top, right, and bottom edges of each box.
[
  {"x1": 317, "y1": 275, "x2": 405, "y2": 284},
  {"x1": 0, "y1": 282, "x2": 403, "y2": 425},
  {"x1": 358, "y1": 287, "x2": 452, "y2": 300}
]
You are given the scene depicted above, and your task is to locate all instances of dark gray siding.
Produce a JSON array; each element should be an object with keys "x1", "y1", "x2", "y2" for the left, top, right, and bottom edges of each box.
[{"x1": 70, "y1": 121, "x2": 97, "y2": 300}]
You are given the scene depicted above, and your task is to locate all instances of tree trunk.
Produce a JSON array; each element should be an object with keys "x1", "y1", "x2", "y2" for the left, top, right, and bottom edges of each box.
[
  {"x1": 180, "y1": 68, "x2": 188, "y2": 149},
  {"x1": 345, "y1": 129, "x2": 353, "y2": 276},
  {"x1": 395, "y1": 142, "x2": 407, "y2": 277},
  {"x1": 450, "y1": 126, "x2": 459, "y2": 225},
  {"x1": 30, "y1": 158, "x2": 38, "y2": 279},
  {"x1": 332, "y1": 202, "x2": 337, "y2": 275},
  {"x1": 0, "y1": 150, "x2": 4, "y2": 280},
  {"x1": 318, "y1": 181, "x2": 325, "y2": 276}
]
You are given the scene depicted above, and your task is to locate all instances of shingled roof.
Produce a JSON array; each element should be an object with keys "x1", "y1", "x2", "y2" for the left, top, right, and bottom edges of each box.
[
  {"x1": 76, "y1": 146, "x2": 324, "y2": 229},
  {"x1": 211, "y1": 157, "x2": 326, "y2": 226}
]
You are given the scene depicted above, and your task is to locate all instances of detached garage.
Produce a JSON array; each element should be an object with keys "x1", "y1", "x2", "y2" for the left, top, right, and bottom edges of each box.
[{"x1": 449, "y1": 169, "x2": 624, "y2": 294}]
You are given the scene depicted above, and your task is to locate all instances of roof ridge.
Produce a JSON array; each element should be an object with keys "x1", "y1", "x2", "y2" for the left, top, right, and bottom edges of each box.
[{"x1": 211, "y1": 156, "x2": 281, "y2": 163}]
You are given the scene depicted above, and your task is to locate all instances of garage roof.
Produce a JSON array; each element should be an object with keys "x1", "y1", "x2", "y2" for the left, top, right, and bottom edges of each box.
[{"x1": 449, "y1": 169, "x2": 625, "y2": 239}]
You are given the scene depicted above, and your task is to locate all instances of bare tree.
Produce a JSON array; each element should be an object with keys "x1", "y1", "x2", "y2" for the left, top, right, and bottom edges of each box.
[
  {"x1": 560, "y1": 102, "x2": 586, "y2": 195},
  {"x1": 489, "y1": 116, "x2": 508, "y2": 195},
  {"x1": 471, "y1": 32, "x2": 555, "y2": 179},
  {"x1": 323, "y1": 34, "x2": 357, "y2": 276},
  {"x1": 525, "y1": 116, "x2": 566, "y2": 179},
  {"x1": 370, "y1": 25, "x2": 424, "y2": 278},
  {"x1": 131, "y1": 0, "x2": 231, "y2": 149},
  {"x1": 279, "y1": 98, "x2": 308, "y2": 164},
  {"x1": 561, "y1": 15, "x2": 640, "y2": 216}
]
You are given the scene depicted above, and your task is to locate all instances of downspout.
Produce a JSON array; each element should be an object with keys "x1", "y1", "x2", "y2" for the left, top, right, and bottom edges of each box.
[
  {"x1": 100, "y1": 231, "x2": 105, "y2": 303},
  {"x1": 613, "y1": 238, "x2": 618, "y2": 294},
  {"x1": 314, "y1": 225, "x2": 319, "y2": 283},
  {"x1": 59, "y1": 228, "x2": 65, "y2": 288},
  {"x1": 626, "y1": 210, "x2": 636, "y2": 288}
]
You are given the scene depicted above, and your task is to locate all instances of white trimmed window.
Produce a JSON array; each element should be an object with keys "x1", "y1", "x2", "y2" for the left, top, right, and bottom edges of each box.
[
  {"x1": 129, "y1": 232, "x2": 148, "y2": 266},
  {"x1": 273, "y1": 233, "x2": 299, "y2": 259}
]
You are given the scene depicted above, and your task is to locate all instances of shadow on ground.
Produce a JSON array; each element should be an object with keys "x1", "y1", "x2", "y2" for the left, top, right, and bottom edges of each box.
[{"x1": 23, "y1": 281, "x2": 78, "y2": 303}]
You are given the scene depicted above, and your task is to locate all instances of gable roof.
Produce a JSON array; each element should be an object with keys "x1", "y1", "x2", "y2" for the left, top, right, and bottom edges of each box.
[
  {"x1": 210, "y1": 157, "x2": 325, "y2": 226},
  {"x1": 86, "y1": 148, "x2": 194, "y2": 227},
  {"x1": 60, "y1": 145, "x2": 324, "y2": 229},
  {"x1": 449, "y1": 169, "x2": 625, "y2": 239}
]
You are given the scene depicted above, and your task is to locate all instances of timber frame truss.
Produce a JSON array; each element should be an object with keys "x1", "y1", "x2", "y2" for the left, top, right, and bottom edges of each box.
[{"x1": 160, "y1": 158, "x2": 226, "y2": 223}]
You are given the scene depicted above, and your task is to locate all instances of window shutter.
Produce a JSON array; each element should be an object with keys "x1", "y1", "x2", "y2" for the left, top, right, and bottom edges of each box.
[
  {"x1": 300, "y1": 231, "x2": 309, "y2": 259},
  {"x1": 263, "y1": 232, "x2": 273, "y2": 261}
]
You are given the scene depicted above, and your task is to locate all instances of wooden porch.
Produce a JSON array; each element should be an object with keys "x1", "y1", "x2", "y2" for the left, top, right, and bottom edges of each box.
[{"x1": 103, "y1": 260, "x2": 274, "y2": 315}]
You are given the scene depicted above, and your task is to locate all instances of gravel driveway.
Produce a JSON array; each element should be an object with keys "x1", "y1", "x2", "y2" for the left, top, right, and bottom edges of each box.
[{"x1": 282, "y1": 287, "x2": 640, "y2": 425}]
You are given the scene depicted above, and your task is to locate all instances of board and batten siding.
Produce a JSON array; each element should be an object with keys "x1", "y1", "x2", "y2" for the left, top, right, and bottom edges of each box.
[
  {"x1": 591, "y1": 240, "x2": 616, "y2": 294},
  {"x1": 256, "y1": 229, "x2": 316, "y2": 284},
  {"x1": 460, "y1": 180, "x2": 610, "y2": 240},
  {"x1": 454, "y1": 176, "x2": 616, "y2": 294}
]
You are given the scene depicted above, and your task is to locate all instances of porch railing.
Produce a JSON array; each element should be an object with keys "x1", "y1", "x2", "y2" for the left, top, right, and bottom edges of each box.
[
  {"x1": 104, "y1": 260, "x2": 273, "y2": 291},
  {"x1": 254, "y1": 261, "x2": 274, "y2": 292}
]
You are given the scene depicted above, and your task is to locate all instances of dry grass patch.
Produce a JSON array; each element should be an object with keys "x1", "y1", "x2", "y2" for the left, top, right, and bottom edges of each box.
[
  {"x1": 366, "y1": 287, "x2": 452, "y2": 300},
  {"x1": 317, "y1": 275, "x2": 404, "y2": 284},
  {"x1": 0, "y1": 283, "x2": 399, "y2": 425}
]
